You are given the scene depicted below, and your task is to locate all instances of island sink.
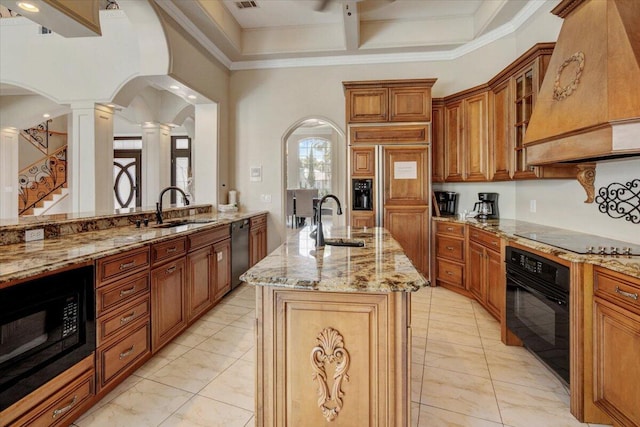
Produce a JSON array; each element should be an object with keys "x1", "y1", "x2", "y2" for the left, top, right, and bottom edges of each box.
[{"x1": 324, "y1": 238, "x2": 364, "y2": 247}]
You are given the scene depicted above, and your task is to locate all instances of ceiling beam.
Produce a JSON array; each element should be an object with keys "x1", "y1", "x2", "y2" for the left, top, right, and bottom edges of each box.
[{"x1": 342, "y1": 1, "x2": 360, "y2": 51}]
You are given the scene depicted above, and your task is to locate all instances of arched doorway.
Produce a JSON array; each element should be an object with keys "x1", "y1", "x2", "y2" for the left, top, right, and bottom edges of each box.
[{"x1": 283, "y1": 117, "x2": 346, "y2": 232}]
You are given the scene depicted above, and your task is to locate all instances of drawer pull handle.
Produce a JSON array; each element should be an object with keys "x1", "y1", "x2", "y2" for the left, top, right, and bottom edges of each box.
[
  {"x1": 166, "y1": 266, "x2": 177, "y2": 274},
  {"x1": 446, "y1": 227, "x2": 453, "y2": 231},
  {"x1": 446, "y1": 246, "x2": 454, "y2": 251},
  {"x1": 491, "y1": 241, "x2": 498, "y2": 246},
  {"x1": 119, "y1": 261, "x2": 136, "y2": 270},
  {"x1": 167, "y1": 247, "x2": 177, "y2": 253},
  {"x1": 615, "y1": 286, "x2": 639, "y2": 301},
  {"x1": 120, "y1": 311, "x2": 136, "y2": 324},
  {"x1": 52, "y1": 395, "x2": 77, "y2": 418},
  {"x1": 120, "y1": 345, "x2": 135, "y2": 359},
  {"x1": 446, "y1": 271, "x2": 454, "y2": 276},
  {"x1": 119, "y1": 287, "x2": 136, "y2": 297}
]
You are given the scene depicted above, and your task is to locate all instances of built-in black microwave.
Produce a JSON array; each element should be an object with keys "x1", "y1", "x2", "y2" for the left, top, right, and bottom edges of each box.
[{"x1": 0, "y1": 265, "x2": 95, "y2": 410}]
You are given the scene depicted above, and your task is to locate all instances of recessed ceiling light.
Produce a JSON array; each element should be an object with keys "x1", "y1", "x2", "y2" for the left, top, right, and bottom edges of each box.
[
  {"x1": 169, "y1": 85, "x2": 180, "y2": 90},
  {"x1": 187, "y1": 95, "x2": 197, "y2": 100},
  {"x1": 17, "y1": 2, "x2": 39, "y2": 12},
  {"x1": 43, "y1": 113, "x2": 50, "y2": 118}
]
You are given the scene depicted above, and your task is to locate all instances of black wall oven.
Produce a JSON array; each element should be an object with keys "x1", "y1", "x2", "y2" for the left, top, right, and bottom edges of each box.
[
  {"x1": 505, "y1": 246, "x2": 570, "y2": 385},
  {"x1": 0, "y1": 265, "x2": 95, "y2": 410}
]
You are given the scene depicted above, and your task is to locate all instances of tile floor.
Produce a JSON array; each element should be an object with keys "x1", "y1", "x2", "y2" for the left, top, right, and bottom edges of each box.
[{"x1": 73, "y1": 284, "x2": 611, "y2": 427}]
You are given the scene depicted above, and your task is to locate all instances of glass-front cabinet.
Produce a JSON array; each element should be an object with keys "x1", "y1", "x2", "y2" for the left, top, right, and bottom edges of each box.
[{"x1": 513, "y1": 65, "x2": 537, "y2": 179}]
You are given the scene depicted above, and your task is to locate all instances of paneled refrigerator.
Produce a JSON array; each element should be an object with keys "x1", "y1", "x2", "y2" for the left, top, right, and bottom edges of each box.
[{"x1": 350, "y1": 143, "x2": 430, "y2": 275}]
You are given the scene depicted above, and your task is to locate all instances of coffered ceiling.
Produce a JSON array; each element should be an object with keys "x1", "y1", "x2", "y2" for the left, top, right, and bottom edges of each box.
[{"x1": 152, "y1": 0, "x2": 549, "y2": 69}]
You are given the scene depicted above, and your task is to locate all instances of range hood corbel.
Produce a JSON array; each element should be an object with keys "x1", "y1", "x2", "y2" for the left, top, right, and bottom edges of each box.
[{"x1": 576, "y1": 163, "x2": 596, "y2": 203}]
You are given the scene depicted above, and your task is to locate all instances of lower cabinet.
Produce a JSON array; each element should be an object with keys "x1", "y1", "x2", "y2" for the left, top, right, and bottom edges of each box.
[
  {"x1": 250, "y1": 214, "x2": 268, "y2": 267},
  {"x1": 433, "y1": 221, "x2": 466, "y2": 294},
  {"x1": 213, "y1": 238, "x2": 231, "y2": 302},
  {"x1": 593, "y1": 267, "x2": 640, "y2": 427},
  {"x1": 151, "y1": 256, "x2": 188, "y2": 351},
  {"x1": 384, "y1": 205, "x2": 429, "y2": 275},
  {"x1": 187, "y1": 245, "x2": 216, "y2": 322},
  {"x1": 466, "y1": 227, "x2": 502, "y2": 320},
  {"x1": 1, "y1": 356, "x2": 95, "y2": 427},
  {"x1": 351, "y1": 211, "x2": 375, "y2": 228}
]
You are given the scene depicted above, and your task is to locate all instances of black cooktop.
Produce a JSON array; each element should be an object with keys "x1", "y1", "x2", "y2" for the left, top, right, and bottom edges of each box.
[{"x1": 513, "y1": 223, "x2": 640, "y2": 256}]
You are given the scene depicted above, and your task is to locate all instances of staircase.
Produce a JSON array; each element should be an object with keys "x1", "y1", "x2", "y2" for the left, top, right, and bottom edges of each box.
[
  {"x1": 18, "y1": 146, "x2": 67, "y2": 216},
  {"x1": 31, "y1": 187, "x2": 69, "y2": 216}
]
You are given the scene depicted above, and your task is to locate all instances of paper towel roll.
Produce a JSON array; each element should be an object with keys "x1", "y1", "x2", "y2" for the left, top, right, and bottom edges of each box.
[{"x1": 228, "y1": 190, "x2": 237, "y2": 205}]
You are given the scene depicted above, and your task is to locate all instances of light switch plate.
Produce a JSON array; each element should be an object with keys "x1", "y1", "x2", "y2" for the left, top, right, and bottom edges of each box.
[{"x1": 25, "y1": 228, "x2": 44, "y2": 242}]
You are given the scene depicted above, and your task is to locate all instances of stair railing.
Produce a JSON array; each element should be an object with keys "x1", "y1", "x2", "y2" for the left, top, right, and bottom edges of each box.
[{"x1": 18, "y1": 145, "x2": 67, "y2": 215}]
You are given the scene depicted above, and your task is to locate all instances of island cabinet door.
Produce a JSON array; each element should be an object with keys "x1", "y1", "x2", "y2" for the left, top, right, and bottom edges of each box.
[{"x1": 256, "y1": 287, "x2": 410, "y2": 427}]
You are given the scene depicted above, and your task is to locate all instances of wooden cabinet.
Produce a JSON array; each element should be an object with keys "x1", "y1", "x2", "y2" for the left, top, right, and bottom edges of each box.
[
  {"x1": 593, "y1": 267, "x2": 640, "y2": 427},
  {"x1": 384, "y1": 205, "x2": 429, "y2": 275},
  {"x1": 151, "y1": 246, "x2": 188, "y2": 351},
  {"x1": 255, "y1": 286, "x2": 410, "y2": 426},
  {"x1": 490, "y1": 80, "x2": 512, "y2": 180},
  {"x1": 95, "y1": 247, "x2": 151, "y2": 395},
  {"x1": 213, "y1": 238, "x2": 231, "y2": 302},
  {"x1": 431, "y1": 100, "x2": 445, "y2": 182},
  {"x1": 351, "y1": 146, "x2": 375, "y2": 176},
  {"x1": 467, "y1": 227, "x2": 502, "y2": 320},
  {"x1": 443, "y1": 100, "x2": 464, "y2": 181},
  {"x1": 250, "y1": 214, "x2": 268, "y2": 267},
  {"x1": 1, "y1": 355, "x2": 95, "y2": 427},
  {"x1": 351, "y1": 211, "x2": 375, "y2": 228},
  {"x1": 187, "y1": 245, "x2": 215, "y2": 321},
  {"x1": 383, "y1": 145, "x2": 429, "y2": 206},
  {"x1": 512, "y1": 58, "x2": 542, "y2": 179},
  {"x1": 433, "y1": 221, "x2": 466, "y2": 293},
  {"x1": 344, "y1": 79, "x2": 435, "y2": 123}
]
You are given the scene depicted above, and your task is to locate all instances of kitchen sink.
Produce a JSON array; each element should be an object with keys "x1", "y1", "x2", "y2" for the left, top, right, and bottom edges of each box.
[
  {"x1": 152, "y1": 219, "x2": 218, "y2": 228},
  {"x1": 324, "y1": 238, "x2": 365, "y2": 247}
]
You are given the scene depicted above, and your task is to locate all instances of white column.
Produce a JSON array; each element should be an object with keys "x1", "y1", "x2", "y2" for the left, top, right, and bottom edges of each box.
[
  {"x1": 0, "y1": 127, "x2": 19, "y2": 219},
  {"x1": 194, "y1": 103, "x2": 218, "y2": 206},
  {"x1": 141, "y1": 122, "x2": 171, "y2": 207},
  {"x1": 68, "y1": 103, "x2": 115, "y2": 214}
]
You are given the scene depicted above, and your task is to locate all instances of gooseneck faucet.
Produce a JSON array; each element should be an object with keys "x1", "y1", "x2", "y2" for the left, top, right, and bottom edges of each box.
[
  {"x1": 315, "y1": 194, "x2": 343, "y2": 248},
  {"x1": 156, "y1": 186, "x2": 190, "y2": 224}
]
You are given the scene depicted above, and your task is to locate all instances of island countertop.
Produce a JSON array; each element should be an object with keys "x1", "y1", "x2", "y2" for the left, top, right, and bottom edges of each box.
[{"x1": 240, "y1": 226, "x2": 428, "y2": 292}]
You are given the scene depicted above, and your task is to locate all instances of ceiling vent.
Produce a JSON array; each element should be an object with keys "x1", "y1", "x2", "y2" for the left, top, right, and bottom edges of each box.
[{"x1": 235, "y1": 1, "x2": 258, "y2": 9}]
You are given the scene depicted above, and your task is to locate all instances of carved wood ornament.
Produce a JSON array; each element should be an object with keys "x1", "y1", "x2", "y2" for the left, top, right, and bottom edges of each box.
[
  {"x1": 576, "y1": 164, "x2": 596, "y2": 203},
  {"x1": 553, "y1": 51, "x2": 585, "y2": 101},
  {"x1": 310, "y1": 327, "x2": 351, "y2": 422}
]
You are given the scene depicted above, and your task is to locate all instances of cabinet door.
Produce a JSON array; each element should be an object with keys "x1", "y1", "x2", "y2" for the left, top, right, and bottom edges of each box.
[
  {"x1": 463, "y1": 91, "x2": 490, "y2": 181},
  {"x1": 513, "y1": 63, "x2": 539, "y2": 179},
  {"x1": 491, "y1": 81, "x2": 512, "y2": 180},
  {"x1": 389, "y1": 86, "x2": 430, "y2": 122},
  {"x1": 151, "y1": 258, "x2": 187, "y2": 351},
  {"x1": 383, "y1": 146, "x2": 429, "y2": 206},
  {"x1": 214, "y1": 239, "x2": 231, "y2": 302},
  {"x1": 594, "y1": 298, "x2": 640, "y2": 427},
  {"x1": 351, "y1": 146, "x2": 375, "y2": 176},
  {"x1": 485, "y1": 248, "x2": 502, "y2": 319},
  {"x1": 351, "y1": 211, "x2": 375, "y2": 228},
  {"x1": 444, "y1": 101, "x2": 464, "y2": 181},
  {"x1": 431, "y1": 102, "x2": 445, "y2": 182},
  {"x1": 347, "y1": 88, "x2": 388, "y2": 122},
  {"x1": 467, "y1": 241, "x2": 484, "y2": 300},
  {"x1": 187, "y1": 245, "x2": 215, "y2": 322},
  {"x1": 384, "y1": 205, "x2": 429, "y2": 275}
]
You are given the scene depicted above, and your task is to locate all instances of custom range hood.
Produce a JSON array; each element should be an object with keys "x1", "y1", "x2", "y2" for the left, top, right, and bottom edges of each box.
[{"x1": 524, "y1": 0, "x2": 640, "y2": 165}]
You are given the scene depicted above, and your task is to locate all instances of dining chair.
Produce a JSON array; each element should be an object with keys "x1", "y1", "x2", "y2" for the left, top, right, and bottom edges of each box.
[
  {"x1": 294, "y1": 189, "x2": 317, "y2": 227},
  {"x1": 286, "y1": 189, "x2": 296, "y2": 227}
]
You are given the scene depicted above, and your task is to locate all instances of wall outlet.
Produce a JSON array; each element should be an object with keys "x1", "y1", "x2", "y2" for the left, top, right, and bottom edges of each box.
[
  {"x1": 529, "y1": 200, "x2": 537, "y2": 213},
  {"x1": 25, "y1": 228, "x2": 44, "y2": 242},
  {"x1": 260, "y1": 194, "x2": 272, "y2": 203},
  {"x1": 189, "y1": 208, "x2": 196, "y2": 216}
]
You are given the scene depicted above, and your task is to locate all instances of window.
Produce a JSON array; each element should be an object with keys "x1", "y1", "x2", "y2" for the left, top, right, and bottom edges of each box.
[
  {"x1": 113, "y1": 137, "x2": 142, "y2": 209},
  {"x1": 171, "y1": 136, "x2": 191, "y2": 203},
  {"x1": 298, "y1": 138, "x2": 331, "y2": 197}
]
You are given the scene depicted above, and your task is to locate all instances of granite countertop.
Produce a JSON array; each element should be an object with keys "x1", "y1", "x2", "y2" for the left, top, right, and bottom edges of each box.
[
  {"x1": 240, "y1": 226, "x2": 428, "y2": 293},
  {"x1": 434, "y1": 217, "x2": 640, "y2": 280},
  {"x1": 0, "y1": 210, "x2": 267, "y2": 286}
]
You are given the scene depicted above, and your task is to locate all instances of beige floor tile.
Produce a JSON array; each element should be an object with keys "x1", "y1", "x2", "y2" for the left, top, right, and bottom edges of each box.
[
  {"x1": 148, "y1": 348, "x2": 236, "y2": 393},
  {"x1": 159, "y1": 395, "x2": 253, "y2": 427},
  {"x1": 224, "y1": 295, "x2": 256, "y2": 309},
  {"x1": 135, "y1": 342, "x2": 192, "y2": 378},
  {"x1": 418, "y1": 404, "x2": 504, "y2": 427},
  {"x1": 199, "y1": 359, "x2": 255, "y2": 411},
  {"x1": 75, "y1": 378, "x2": 193, "y2": 427},
  {"x1": 428, "y1": 319, "x2": 483, "y2": 348},
  {"x1": 425, "y1": 340, "x2": 491, "y2": 378},
  {"x1": 198, "y1": 304, "x2": 253, "y2": 325},
  {"x1": 244, "y1": 416, "x2": 255, "y2": 427},
  {"x1": 171, "y1": 320, "x2": 226, "y2": 347},
  {"x1": 196, "y1": 325, "x2": 255, "y2": 358},
  {"x1": 430, "y1": 309, "x2": 477, "y2": 327},
  {"x1": 230, "y1": 311, "x2": 256, "y2": 330},
  {"x1": 412, "y1": 337, "x2": 427, "y2": 365},
  {"x1": 75, "y1": 373, "x2": 143, "y2": 422},
  {"x1": 493, "y1": 380, "x2": 583, "y2": 427},
  {"x1": 411, "y1": 363, "x2": 424, "y2": 402},
  {"x1": 411, "y1": 402, "x2": 420, "y2": 427},
  {"x1": 240, "y1": 346, "x2": 256, "y2": 363},
  {"x1": 420, "y1": 366, "x2": 502, "y2": 423}
]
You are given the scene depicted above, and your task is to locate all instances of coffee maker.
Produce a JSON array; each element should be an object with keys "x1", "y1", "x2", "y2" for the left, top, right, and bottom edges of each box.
[
  {"x1": 352, "y1": 179, "x2": 372, "y2": 210},
  {"x1": 434, "y1": 191, "x2": 458, "y2": 216},
  {"x1": 473, "y1": 192, "x2": 499, "y2": 220}
]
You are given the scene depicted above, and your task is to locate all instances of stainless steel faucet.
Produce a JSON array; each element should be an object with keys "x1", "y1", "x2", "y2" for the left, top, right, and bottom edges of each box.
[
  {"x1": 314, "y1": 194, "x2": 343, "y2": 248},
  {"x1": 156, "y1": 186, "x2": 190, "y2": 224}
]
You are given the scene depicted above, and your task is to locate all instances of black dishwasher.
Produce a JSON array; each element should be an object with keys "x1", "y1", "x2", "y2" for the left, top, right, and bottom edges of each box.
[{"x1": 231, "y1": 219, "x2": 250, "y2": 289}]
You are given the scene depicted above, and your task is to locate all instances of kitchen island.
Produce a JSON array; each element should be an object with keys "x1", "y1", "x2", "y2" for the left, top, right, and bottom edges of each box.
[{"x1": 240, "y1": 226, "x2": 428, "y2": 427}]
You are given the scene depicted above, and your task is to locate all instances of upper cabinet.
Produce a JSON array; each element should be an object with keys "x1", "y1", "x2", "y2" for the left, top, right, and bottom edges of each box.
[{"x1": 344, "y1": 79, "x2": 436, "y2": 124}]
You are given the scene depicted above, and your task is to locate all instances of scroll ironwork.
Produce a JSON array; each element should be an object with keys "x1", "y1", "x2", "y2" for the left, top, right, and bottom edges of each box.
[{"x1": 595, "y1": 179, "x2": 640, "y2": 224}]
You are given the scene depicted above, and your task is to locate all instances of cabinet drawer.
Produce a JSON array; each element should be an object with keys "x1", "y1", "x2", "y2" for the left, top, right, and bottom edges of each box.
[
  {"x1": 436, "y1": 259, "x2": 464, "y2": 286},
  {"x1": 97, "y1": 296, "x2": 150, "y2": 345},
  {"x1": 151, "y1": 237, "x2": 187, "y2": 266},
  {"x1": 434, "y1": 221, "x2": 465, "y2": 237},
  {"x1": 188, "y1": 225, "x2": 230, "y2": 250},
  {"x1": 96, "y1": 247, "x2": 150, "y2": 285},
  {"x1": 594, "y1": 267, "x2": 640, "y2": 314},
  {"x1": 250, "y1": 214, "x2": 267, "y2": 228},
  {"x1": 97, "y1": 270, "x2": 149, "y2": 314},
  {"x1": 436, "y1": 236, "x2": 464, "y2": 261},
  {"x1": 9, "y1": 367, "x2": 94, "y2": 427},
  {"x1": 468, "y1": 227, "x2": 501, "y2": 249},
  {"x1": 98, "y1": 322, "x2": 150, "y2": 388}
]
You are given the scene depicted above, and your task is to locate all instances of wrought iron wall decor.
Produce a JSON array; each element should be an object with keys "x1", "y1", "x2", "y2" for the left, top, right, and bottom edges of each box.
[
  {"x1": 595, "y1": 179, "x2": 640, "y2": 224},
  {"x1": 18, "y1": 148, "x2": 67, "y2": 215}
]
